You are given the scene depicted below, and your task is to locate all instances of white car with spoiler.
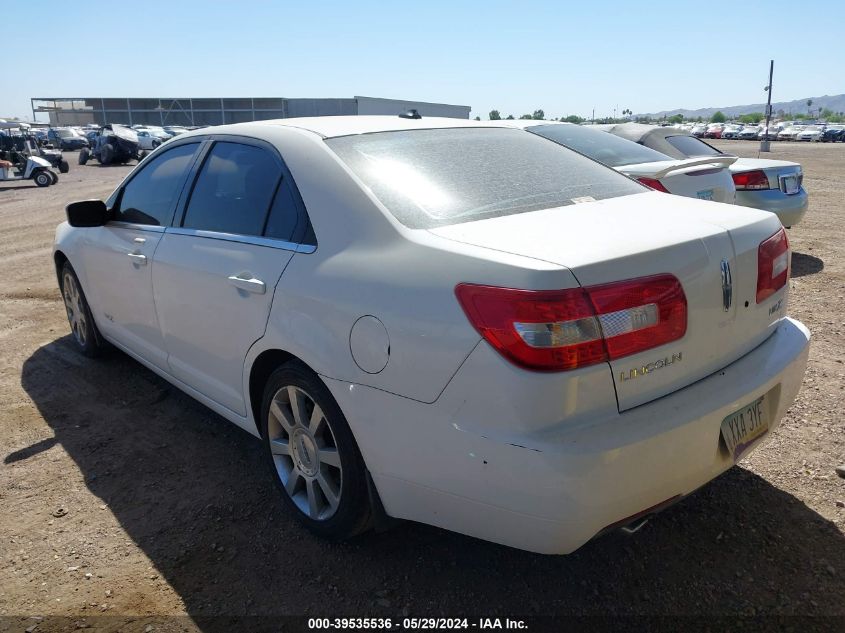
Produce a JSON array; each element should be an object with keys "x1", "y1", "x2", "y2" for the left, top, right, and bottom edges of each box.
[
  {"x1": 501, "y1": 120, "x2": 737, "y2": 203},
  {"x1": 602, "y1": 123, "x2": 809, "y2": 227},
  {"x1": 53, "y1": 115, "x2": 809, "y2": 555}
]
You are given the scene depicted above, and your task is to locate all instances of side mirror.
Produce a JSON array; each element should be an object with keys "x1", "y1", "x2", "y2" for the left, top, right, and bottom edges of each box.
[{"x1": 66, "y1": 200, "x2": 109, "y2": 227}]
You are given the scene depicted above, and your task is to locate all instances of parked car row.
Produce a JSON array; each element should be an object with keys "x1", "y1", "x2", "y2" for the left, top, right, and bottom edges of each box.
[
  {"x1": 31, "y1": 124, "x2": 200, "y2": 153},
  {"x1": 687, "y1": 120, "x2": 845, "y2": 142},
  {"x1": 54, "y1": 114, "x2": 810, "y2": 555},
  {"x1": 71, "y1": 124, "x2": 205, "y2": 165}
]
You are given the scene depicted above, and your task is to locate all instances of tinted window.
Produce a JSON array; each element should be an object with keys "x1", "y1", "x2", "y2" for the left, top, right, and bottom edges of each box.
[
  {"x1": 116, "y1": 143, "x2": 198, "y2": 225},
  {"x1": 528, "y1": 124, "x2": 670, "y2": 167},
  {"x1": 665, "y1": 135, "x2": 722, "y2": 157},
  {"x1": 263, "y1": 179, "x2": 300, "y2": 241},
  {"x1": 326, "y1": 128, "x2": 644, "y2": 229},
  {"x1": 182, "y1": 142, "x2": 281, "y2": 236}
]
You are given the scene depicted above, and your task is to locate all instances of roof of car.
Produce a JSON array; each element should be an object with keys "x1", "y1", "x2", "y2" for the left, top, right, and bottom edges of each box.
[
  {"x1": 175, "y1": 115, "x2": 507, "y2": 140},
  {"x1": 492, "y1": 120, "x2": 571, "y2": 129},
  {"x1": 595, "y1": 123, "x2": 721, "y2": 161},
  {"x1": 593, "y1": 122, "x2": 665, "y2": 144}
]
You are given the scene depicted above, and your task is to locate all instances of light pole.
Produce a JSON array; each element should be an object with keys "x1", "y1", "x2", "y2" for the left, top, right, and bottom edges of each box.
[{"x1": 761, "y1": 60, "x2": 774, "y2": 152}]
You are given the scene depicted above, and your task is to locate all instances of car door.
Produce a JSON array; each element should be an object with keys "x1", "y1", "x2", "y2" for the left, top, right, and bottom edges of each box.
[
  {"x1": 79, "y1": 141, "x2": 201, "y2": 369},
  {"x1": 151, "y1": 138, "x2": 309, "y2": 416}
]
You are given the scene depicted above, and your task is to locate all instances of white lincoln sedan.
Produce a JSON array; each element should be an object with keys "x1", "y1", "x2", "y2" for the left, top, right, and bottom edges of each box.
[{"x1": 54, "y1": 116, "x2": 810, "y2": 554}]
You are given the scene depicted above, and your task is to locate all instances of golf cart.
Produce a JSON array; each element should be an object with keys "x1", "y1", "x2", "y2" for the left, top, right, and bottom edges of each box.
[
  {"x1": 79, "y1": 124, "x2": 146, "y2": 166},
  {"x1": 0, "y1": 122, "x2": 69, "y2": 174},
  {"x1": 0, "y1": 122, "x2": 59, "y2": 187}
]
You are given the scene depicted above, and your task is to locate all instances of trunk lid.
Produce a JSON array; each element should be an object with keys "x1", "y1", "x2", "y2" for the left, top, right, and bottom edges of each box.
[
  {"x1": 618, "y1": 158, "x2": 737, "y2": 204},
  {"x1": 431, "y1": 191, "x2": 787, "y2": 411}
]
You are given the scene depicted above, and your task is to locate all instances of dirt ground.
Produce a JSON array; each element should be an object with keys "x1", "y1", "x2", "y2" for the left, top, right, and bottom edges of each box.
[{"x1": 1, "y1": 141, "x2": 843, "y2": 632}]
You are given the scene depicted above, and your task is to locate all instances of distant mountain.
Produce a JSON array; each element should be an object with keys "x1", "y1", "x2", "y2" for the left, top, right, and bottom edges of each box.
[{"x1": 640, "y1": 94, "x2": 845, "y2": 119}]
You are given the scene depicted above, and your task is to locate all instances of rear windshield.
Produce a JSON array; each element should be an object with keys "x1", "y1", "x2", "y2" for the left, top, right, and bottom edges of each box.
[
  {"x1": 665, "y1": 135, "x2": 723, "y2": 157},
  {"x1": 527, "y1": 124, "x2": 670, "y2": 168},
  {"x1": 326, "y1": 128, "x2": 643, "y2": 229}
]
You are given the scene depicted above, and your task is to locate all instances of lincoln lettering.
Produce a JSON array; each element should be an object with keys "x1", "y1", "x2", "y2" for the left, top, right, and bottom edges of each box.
[{"x1": 620, "y1": 352, "x2": 683, "y2": 381}]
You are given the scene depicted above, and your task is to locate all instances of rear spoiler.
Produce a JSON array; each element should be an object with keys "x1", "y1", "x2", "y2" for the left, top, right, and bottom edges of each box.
[{"x1": 622, "y1": 156, "x2": 738, "y2": 179}]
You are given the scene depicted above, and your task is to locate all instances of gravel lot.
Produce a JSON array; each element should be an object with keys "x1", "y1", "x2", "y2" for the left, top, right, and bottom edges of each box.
[{"x1": 1, "y1": 141, "x2": 843, "y2": 631}]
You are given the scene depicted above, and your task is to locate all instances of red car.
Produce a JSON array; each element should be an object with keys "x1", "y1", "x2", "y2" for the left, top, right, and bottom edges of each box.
[{"x1": 703, "y1": 123, "x2": 723, "y2": 139}]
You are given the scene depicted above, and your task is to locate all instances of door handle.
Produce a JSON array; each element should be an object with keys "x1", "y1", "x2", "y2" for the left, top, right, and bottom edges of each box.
[
  {"x1": 227, "y1": 274, "x2": 266, "y2": 294},
  {"x1": 127, "y1": 252, "x2": 147, "y2": 265}
]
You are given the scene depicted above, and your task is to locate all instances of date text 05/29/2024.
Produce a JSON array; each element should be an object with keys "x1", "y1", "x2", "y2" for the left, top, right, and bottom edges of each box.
[{"x1": 307, "y1": 617, "x2": 528, "y2": 630}]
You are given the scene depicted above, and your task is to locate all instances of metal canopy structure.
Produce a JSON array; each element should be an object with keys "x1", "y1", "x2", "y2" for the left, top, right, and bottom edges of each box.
[{"x1": 31, "y1": 97, "x2": 471, "y2": 127}]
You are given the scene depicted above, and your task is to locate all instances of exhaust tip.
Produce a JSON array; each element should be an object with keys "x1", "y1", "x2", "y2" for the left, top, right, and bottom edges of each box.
[
  {"x1": 595, "y1": 494, "x2": 683, "y2": 540},
  {"x1": 619, "y1": 516, "x2": 650, "y2": 535}
]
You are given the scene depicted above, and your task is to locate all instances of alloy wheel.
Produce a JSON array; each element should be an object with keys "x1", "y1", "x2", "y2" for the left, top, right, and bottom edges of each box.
[
  {"x1": 267, "y1": 385, "x2": 343, "y2": 520},
  {"x1": 62, "y1": 272, "x2": 87, "y2": 346}
]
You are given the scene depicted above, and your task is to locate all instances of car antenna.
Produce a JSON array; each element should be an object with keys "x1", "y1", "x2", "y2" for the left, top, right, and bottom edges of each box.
[{"x1": 398, "y1": 109, "x2": 422, "y2": 120}]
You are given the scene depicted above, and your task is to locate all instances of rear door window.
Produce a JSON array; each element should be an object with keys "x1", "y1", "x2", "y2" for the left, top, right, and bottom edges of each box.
[
  {"x1": 181, "y1": 142, "x2": 281, "y2": 236},
  {"x1": 263, "y1": 179, "x2": 301, "y2": 242},
  {"x1": 115, "y1": 142, "x2": 199, "y2": 225}
]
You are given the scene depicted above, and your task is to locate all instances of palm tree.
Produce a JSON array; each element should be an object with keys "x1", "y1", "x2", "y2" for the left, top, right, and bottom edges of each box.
[{"x1": 807, "y1": 99, "x2": 813, "y2": 115}]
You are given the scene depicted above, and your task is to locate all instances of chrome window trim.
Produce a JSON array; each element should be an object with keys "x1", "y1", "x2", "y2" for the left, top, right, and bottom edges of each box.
[
  {"x1": 106, "y1": 221, "x2": 166, "y2": 233},
  {"x1": 165, "y1": 227, "x2": 316, "y2": 254}
]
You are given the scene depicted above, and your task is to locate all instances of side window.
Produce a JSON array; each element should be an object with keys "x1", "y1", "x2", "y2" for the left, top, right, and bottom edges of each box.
[
  {"x1": 115, "y1": 143, "x2": 199, "y2": 226},
  {"x1": 182, "y1": 142, "x2": 281, "y2": 236},
  {"x1": 263, "y1": 178, "x2": 300, "y2": 242}
]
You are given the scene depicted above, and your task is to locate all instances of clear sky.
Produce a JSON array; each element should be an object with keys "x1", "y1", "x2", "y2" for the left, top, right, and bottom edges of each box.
[{"x1": 3, "y1": 0, "x2": 841, "y2": 120}]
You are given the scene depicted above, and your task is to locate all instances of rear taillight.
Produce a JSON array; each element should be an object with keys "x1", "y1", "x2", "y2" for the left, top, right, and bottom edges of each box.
[
  {"x1": 757, "y1": 228, "x2": 789, "y2": 303},
  {"x1": 455, "y1": 275, "x2": 687, "y2": 372},
  {"x1": 732, "y1": 170, "x2": 770, "y2": 190},
  {"x1": 637, "y1": 177, "x2": 670, "y2": 193}
]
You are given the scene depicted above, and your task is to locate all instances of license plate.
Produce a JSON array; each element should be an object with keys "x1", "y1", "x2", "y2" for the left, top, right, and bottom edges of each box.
[
  {"x1": 696, "y1": 189, "x2": 714, "y2": 201},
  {"x1": 720, "y1": 396, "x2": 769, "y2": 461},
  {"x1": 780, "y1": 175, "x2": 800, "y2": 195}
]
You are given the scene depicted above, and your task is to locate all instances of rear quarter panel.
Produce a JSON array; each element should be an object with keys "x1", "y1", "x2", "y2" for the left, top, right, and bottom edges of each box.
[{"x1": 248, "y1": 126, "x2": 581, "y2": 404}]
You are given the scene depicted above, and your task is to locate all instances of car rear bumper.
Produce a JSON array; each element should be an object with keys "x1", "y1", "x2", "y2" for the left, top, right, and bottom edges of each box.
[
  {"x1": 325, "y1": 317, "x2": 810, "y2": 554},
  {"x1": 735, "y1": 188, "x2": 808, "y2": 227}
]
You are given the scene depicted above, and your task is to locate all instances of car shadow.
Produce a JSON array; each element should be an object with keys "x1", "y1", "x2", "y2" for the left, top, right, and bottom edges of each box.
[
  {"x1": 0, "y1": 184, "x2": 38, "y2": 192},
  {"x1": 17, "y1": 337, "x2": 845, "y2": 626},
  {"x1": 791, "y1": 252, "x2": 824, "y2": 278},
  {"x1": 78, "y1": 164, "x2": 140, "y2": 169}
]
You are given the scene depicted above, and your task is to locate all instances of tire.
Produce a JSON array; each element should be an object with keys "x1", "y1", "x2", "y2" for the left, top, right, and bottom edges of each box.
[
  {"x1": 59, "y1": 159, "x2": 70, "y2": 174},
  {"x1": 78, "y1": 148, "x2": 89, "y2": 165},
  {"x1": 48, "y1": 170, "x2": 59, "y2": 185},
  {"x1": 261, "y1": 361, "x2": 372, "y2": 540},
  {"x1": 60, "y1": 262, "x2": 107, "y2": 358},
  {"x1": 137, "y1": 149, "x2": 148, "y2": 162},
  {"x1": 99, "y1": 143, "x2": 114, "y2": 165},
  {"x1": 33, "y1": 170, "x2": 52, "y2": 187},
  {"x1": 152, "y1": 140, "x2": 161, "y2": 148}
]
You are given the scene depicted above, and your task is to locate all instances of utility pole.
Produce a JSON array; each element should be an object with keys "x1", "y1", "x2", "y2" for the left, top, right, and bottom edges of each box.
[{"x1": 761, "y1": 60, "x2": 774, "y2": 152}]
